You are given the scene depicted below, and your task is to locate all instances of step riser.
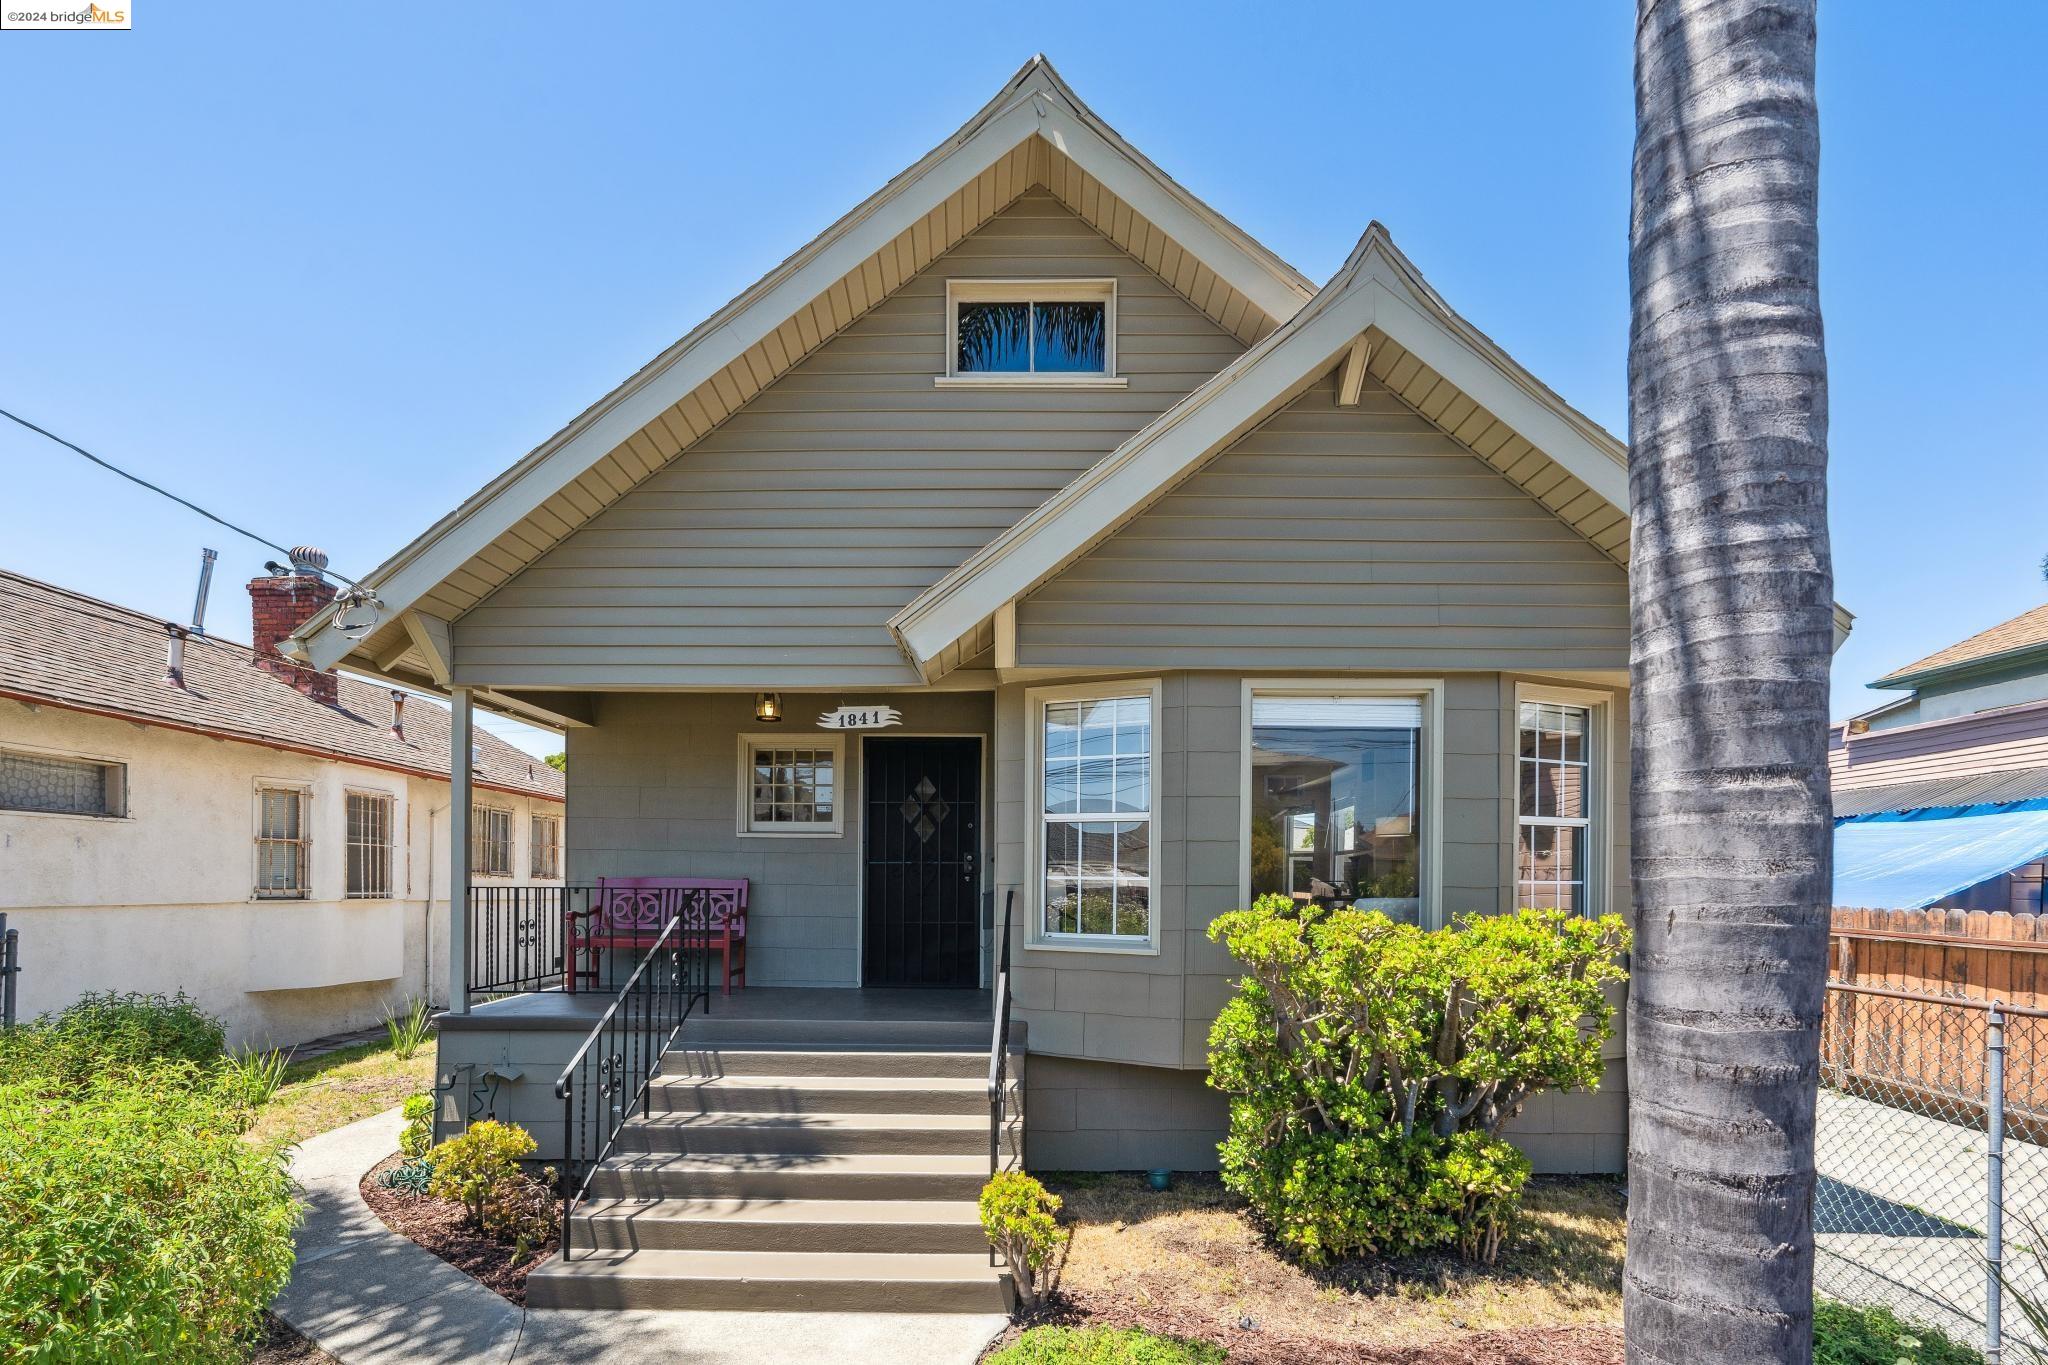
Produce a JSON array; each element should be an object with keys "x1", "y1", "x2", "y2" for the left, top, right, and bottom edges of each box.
[
  {"x1": 645, "y1": 1086, "x2": 1010, "y2": 1116},
  {"x1": 527, "y1": 1273, "x2": 1012, "y2": 1314},
  {"x1": 665, "y1": 1049, "x2": 992, "y2": 1079},
  {"x1": 616, "y1": 1126, "x2": 1016, "y2": 1157},
  {"x1": 587, "y1": 1168, "x2": 990, "y2": 1202},
  {"x1": 673, "y1": 1021, "x2": 992, "y2": 1048},
  {"x1": 571, "y1": 1217, "x2": 990, "y2": 1255}
]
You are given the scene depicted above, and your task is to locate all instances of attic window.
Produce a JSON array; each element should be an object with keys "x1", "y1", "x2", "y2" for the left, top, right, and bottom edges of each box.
[{"x1": 938, "y1": 280, "x2": 1126, "y2": 389}]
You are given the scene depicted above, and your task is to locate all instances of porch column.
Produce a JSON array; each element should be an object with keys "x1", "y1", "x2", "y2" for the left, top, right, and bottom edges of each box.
[{"x1": 448, "y1": 686, "x2": 473, "y2": 1014}]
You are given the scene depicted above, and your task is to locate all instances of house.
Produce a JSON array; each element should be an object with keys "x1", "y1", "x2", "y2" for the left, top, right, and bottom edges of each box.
[
  {"x1": 277, "y1": 57, "x2": 1757, "y2": 1309},
  {"x1": 1833, "y1": 601, "x2": 2048, "y2": 913},
  {"x1": 0, "y1": 558, "x2": 564, "y2": 1047}
]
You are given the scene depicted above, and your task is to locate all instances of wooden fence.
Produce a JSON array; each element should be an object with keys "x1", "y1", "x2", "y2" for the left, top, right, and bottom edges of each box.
[{"x1": 1827, "y1": 906, "x2": 2048, "y2": 1126}]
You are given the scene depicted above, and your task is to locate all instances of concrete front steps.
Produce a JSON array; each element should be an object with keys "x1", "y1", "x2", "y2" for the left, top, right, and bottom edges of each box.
[{"x1": 525, "y1": 1042, "x2": 1022, "y2": 1314}]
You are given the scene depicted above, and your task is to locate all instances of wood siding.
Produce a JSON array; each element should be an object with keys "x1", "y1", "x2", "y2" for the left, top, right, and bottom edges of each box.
[
  {"x1": 452, "y1": 189, "x2": 1248, "y2": 688},
  {"x1": 1831, "y1": 700, "x2": 2048, "y2": 790},
  {"x1": 1014, "y1": 375, "x2": 1630, "y2": 672}
]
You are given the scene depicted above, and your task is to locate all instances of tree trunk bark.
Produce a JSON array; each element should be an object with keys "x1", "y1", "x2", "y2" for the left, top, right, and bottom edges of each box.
[{"x1": 1625, "y1": 2, "x2": 1833, "y2": 1362}]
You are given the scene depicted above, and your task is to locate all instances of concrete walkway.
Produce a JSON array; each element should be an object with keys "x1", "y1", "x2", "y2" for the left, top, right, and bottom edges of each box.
[{"x1": 272, "y1": 1107, "x2": 1010, "y2": 1365}]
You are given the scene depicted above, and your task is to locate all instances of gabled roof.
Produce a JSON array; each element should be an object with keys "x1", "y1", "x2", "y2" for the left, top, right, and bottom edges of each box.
[
  {"x1": 290, "y1": 56, "x2": 1315, "y2": 683},
  {"x1": 888, "y1": 224, "x2": 1637, "y2": 678},
  {"x1": 1874, "y1": 602, "x2": 2048, "y2": 690},
  {"x1": 0, "y1": 570, "x2": 562, "y2": 802}
]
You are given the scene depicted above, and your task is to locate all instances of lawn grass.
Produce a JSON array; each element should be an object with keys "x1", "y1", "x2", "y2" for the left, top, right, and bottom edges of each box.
[
  {"x1": 244, "y1": 1039, "x2": 435, "y2": 1150},
  {"x1": 1034, "y1": 1172, "x2": 1626, "y2": 1361}
]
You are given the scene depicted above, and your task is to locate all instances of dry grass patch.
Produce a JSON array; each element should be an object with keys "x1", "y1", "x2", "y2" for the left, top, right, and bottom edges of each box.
[
  {"x1": 245, "y1": 1040, "x2": 435, "y2": 1149},
  {"x1": 1031, "y1": 1172, "x2": 1624, "y2": 1364}
]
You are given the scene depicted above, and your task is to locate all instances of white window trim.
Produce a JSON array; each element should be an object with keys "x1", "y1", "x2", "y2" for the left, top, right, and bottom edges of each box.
[
  {"x1": 252, "y1": 780, "x2": 312, "y2": 902},
  {"x1": 343, "y1": 787, "x2": 398, "y2": 901},
  {"x1": 1512, "y1": 682, "x2": 1612, "y2": 919},
  {"x1": 938, "y1": 278, "x2": 1127, "y2": 389},
  {"x1": 1024, "y1": 677, "x2": 1164, "y2": 956},
  {"x1": 530, "y1": 811, "x2": 562, "y2": 879},
  {"x1": 735, "y1": 733, "x2": 846, "y2": 838},
  {"x1": 0, "y1": 741, "x2": 130, "y2": 821},
  {"x1": 1238, "y1": 678, "x2": 1447, "y2": 928},
  {"x1": 472, "y1": 803, "x2": 515, "y2": 877}
]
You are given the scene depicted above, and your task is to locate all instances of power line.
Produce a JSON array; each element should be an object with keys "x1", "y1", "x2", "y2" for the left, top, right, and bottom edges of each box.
[{"x1": 0, "y1": 405, "x2": 359, "y2": 586}]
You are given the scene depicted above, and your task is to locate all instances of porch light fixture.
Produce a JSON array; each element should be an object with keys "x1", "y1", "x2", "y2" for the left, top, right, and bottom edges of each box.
[{"x1": 754, "y1": 692, "x2": 783, "y2": 724}]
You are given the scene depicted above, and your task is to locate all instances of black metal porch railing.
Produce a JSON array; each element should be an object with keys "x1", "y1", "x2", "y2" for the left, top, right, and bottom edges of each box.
[
  {"x1": 988, "y1": 889, "x2": 1016, "y2": 1180},
  {"x1": 466, "y1": 884, "x2": 592, "y2": 1002},
  {"x1": 0, "y1": 913, "x2": 19, "y2": 1028},
  {"x1": 554, "y1": 905, "x2": 711, "y2": 1259}
]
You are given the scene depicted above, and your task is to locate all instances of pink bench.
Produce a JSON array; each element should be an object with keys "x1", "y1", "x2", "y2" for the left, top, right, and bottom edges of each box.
[{"x1": 565, "y1": 876, "x2": 749, "y2": 995}]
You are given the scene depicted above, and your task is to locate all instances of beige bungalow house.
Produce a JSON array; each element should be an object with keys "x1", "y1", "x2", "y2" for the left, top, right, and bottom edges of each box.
[{"x1": 281, "y1": 58, "x2": 1799, "y2": 1311}]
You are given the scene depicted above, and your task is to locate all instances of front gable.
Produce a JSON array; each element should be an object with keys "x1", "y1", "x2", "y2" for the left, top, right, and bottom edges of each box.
[
  {"x1": 1015, "y1": 370, "x2": 1629, "y2": 671},
  {"x1": 451, "y1": 190, "x2": 1249, "y2": 688}
]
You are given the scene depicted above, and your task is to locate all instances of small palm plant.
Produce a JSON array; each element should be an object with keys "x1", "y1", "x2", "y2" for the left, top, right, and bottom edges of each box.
[
  {"x1": 221, "y1": 1045, "x2": 290, "y2": 1108},
  {"x1": 1998, "y1": 1209, "x2": 2048, "y2": 1362},
  {"x1": 383, "y1": 999, "x2": 433, "y2": 1060}
]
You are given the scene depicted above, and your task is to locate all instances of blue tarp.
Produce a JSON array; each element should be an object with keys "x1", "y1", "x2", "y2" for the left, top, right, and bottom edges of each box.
[{"x1": 1834, "y1": 799, "x2": 2048, "y2": 908}]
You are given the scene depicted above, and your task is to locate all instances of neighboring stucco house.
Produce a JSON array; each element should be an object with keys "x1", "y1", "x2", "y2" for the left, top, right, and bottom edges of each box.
[
  {"x1": 283, "y1": 57, "x2": 1671, "y2": 1185},
  {"x1": 0, "y1": 561, "x2": 564, "y2": 1047},
  {"x1": 1833, "y1": 602, "x2": 2048, "y2": 913}
]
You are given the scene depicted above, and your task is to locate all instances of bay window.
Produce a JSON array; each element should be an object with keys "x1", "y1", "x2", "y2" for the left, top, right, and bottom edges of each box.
[
  {"x1": 1035, "y1": 685, "x2": 1156, "y2": 944},
  {"x1": 1247, "y1": 690, "x2": 1430, "y2": 922}
]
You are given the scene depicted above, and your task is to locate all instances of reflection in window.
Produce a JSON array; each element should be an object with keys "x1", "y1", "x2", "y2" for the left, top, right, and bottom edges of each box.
[
  {"x1": 1041, "y1": 694, "x2": 1151, "y2": 938},
  {"x1": 1249, "y1": 696, "x2": 1423, "y2": 919},
  {"x1": 1517, "y1": 702, "x2": 1593, "y2": 913},
  {"x1": 956, "y1": 297, "x2": 1107, "y2": 374}
]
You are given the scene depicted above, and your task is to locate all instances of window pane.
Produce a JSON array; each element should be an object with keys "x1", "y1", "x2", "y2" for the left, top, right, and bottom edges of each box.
[
  {"x1": 0, "y1": 750, "x2": 119, "y2": 816},
  {"x1": 1248, "y1": 695, "x2": 1424, "y2": 911},
  {"x1": 1113, "y1": 820, "x2": 1149, "y2": 936},
  {"x1": 956, "y1": 301, "x2": 1030, "y2": 372},
  {"x1": 1032, "y1": 300, "x2": 1106, "y2": 372}
]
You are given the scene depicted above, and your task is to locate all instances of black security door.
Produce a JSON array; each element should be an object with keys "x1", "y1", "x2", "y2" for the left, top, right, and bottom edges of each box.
[{"x1": 863, "y1": 737, "x2": 981, "y2": 987}]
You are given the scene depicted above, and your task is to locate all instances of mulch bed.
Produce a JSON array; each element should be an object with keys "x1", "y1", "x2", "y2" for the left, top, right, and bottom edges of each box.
[
  {"x1": 358, "y1": 1154, "x2": 558, "y2": 1305},
  {"x1": 250, "y1": 1311, "x2": 337, "y2": 1363},
  {"x1": 986, "y1": 1303, "x2": 1623, "y2": 1365}
]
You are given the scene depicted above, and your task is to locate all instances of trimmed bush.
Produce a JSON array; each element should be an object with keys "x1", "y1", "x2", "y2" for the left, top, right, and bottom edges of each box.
[
  {"x1": 1207, "y1": 898, "x2": 1627, "y2": 1264},
  {"x1": 0, "y1": 1063, "x2": 298, "y2": 1363},
  {"x1": 985, "y1": 1326, "x2": 1225, "y2": 1364},
  {"x1": 979, "y1": 1171, "x2": 1067, "y2": 1310},
  {"x1": 428, "y1": 1119, "x2": 537, "y2": 1227}
]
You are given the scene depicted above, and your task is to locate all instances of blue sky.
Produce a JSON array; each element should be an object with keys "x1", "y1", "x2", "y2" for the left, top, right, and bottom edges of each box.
[{"x1": 2, "y1": 2, "x2": 2042, "y2": 749}]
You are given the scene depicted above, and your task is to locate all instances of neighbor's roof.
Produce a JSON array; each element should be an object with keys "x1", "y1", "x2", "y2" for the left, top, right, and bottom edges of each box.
[
  {"x1": 288, "y1": 54, "x2": 1317, "y2": 684},
  {"x1": 0, "y1": 570, "x2": 563, "y2": 802},
  {"x1": 1875, "y1": 603, "x2": 2048, "y2": 690},
  {"x1": 1834, "y1": 766, "x2": 2048, "y2": 818}
]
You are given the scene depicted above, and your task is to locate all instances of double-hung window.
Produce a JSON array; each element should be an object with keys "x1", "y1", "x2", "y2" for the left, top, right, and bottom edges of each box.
[
  {"x1": 531, "y1": 813, "x2": 561, "y2": 878},
  {"x1": 1516, "y1": 699, "x2": 1597, "y2": 914},
  {"x1": 472, "y1": 805, "x2": 513, "y2": 877},
  {"x1": 942, "y1": 280, "x2": 1120, "y2": 385},
  {"x1": 1035, "y1": 685, "x2": 1156, "y2": 944},
  {"x1": 255, "y1": 786, "x2": 310, "y2": 899},
  {"x1": 345, "y1": 791, "x2": 394, "y2": 899},
  {"x1": 1247, "y1": 692, "x2": 1428, "y2": 920}
]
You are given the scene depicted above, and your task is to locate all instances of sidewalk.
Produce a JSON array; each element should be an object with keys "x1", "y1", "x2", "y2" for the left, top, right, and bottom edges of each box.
[{"x1": 270, "y1": 1107, "x2": 1010, "y2": 1365}]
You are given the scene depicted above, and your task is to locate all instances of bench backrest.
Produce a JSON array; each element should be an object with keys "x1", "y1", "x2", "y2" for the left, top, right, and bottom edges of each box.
[{"x1": 594, "y1": 877, "x2": 749, "y2": 936}]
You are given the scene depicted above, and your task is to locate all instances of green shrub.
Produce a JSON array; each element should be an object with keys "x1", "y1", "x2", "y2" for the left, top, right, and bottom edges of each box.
[
  {"x1": 0, "y1": 1063, "x2": 298, "y2": 1363},
  {"x1": 1812, "y1": 1298, "x2": 1981, "y2": 1363},
  {"x1": 399, "y1": 1092, "x2": 436, "y2": 1158},
  {"x1": 979, "y1": 1171, "x2": 1067, "y2": 1310},
  {"x1": 1, "y1": 990, "x2": 229, "y2": 1084},
  {"x1": 985, "y1": 1326, "x2": 1225, "y2": 1365},
  {"x1": 1206, "y1": 898, "x2": 1627, "y2": 1264},
  {"x1": 482, "y1": 1165, "x2": 561, "y2": 1265},
  {"x1": 428, "y1": 1119, "x2": 537, "y2": 1227}
]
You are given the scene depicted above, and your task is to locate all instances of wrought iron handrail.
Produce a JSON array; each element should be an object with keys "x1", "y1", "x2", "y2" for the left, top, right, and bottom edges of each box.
[
  {"x1": 553, "y1": 906, "x2": 710, "y2": 1258},
  {"x1": 467, "y1": 884, "x2": 588, "y2": 1002},
  {"x1": 987, "y1": 889, "x2": 1016, "y2": 1180},
  {"x1": 0, "y1": 913, "x2": 18, "y2": 1029}
]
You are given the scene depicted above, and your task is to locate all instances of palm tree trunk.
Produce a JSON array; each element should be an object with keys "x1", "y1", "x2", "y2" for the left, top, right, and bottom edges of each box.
[{"x1": 1625, "y1": 1, "x2": 1833, "y2": 1361}]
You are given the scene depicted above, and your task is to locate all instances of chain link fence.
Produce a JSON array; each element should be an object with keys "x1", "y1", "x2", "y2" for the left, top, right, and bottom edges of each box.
[{"x1": 1816, "y1": 981, "x2": 2048, "y2": 1360}]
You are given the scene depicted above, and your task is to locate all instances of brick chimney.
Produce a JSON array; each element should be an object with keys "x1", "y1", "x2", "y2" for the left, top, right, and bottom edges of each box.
[{"x1": 248, "y1": 547, "x2": 338, "y2": 706}]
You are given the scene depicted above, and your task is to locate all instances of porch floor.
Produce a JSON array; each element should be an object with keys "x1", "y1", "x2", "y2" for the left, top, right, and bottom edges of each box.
[{"x1": 442, "y1": 987, "x2": 992, "y2": 1035}]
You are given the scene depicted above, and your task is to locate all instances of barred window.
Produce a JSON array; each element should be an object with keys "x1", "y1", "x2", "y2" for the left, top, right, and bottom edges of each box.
[
  {"x1": 739, "y1": 736, "x2": 842, "y2": 835},
  {"x1": 472, "y1": 805, "x2": 512, "y2": 876},
  {"x1": 530, "y1": 813, "x2": 560, "y2": 879},
  {"x1": 346, "y1": 792, "x2": 394, "y2": 898},
  {"x1": 255, "y1": 787, "x2": 309, "y2": 899},
  {"x1": 0, "y1": 748, "x2": 125, "y2": 817}
]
